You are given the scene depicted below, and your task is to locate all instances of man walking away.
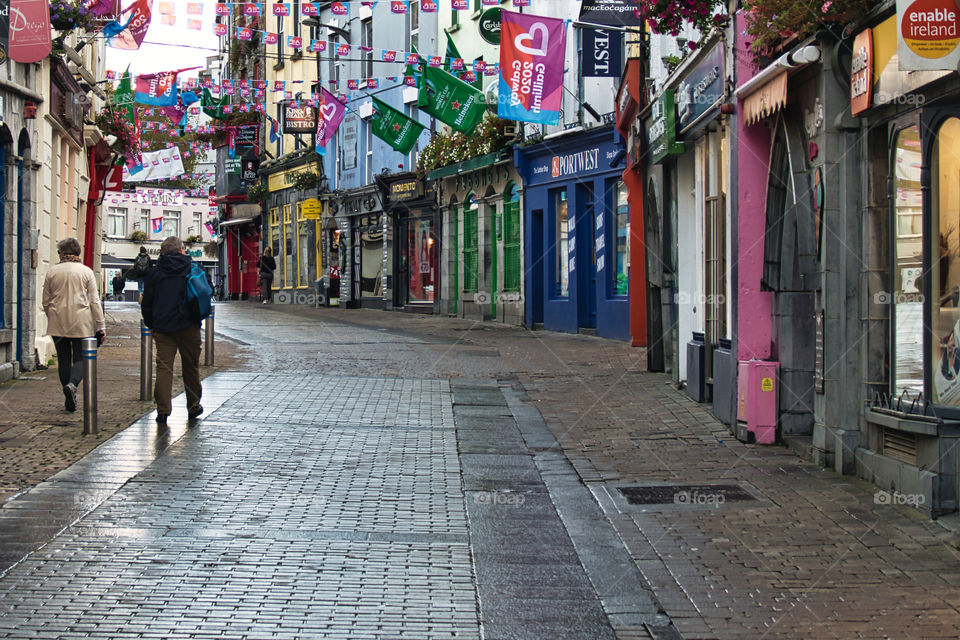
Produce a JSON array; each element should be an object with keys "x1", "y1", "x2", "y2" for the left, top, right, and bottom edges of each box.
[
  {"x1": 142, "y1": 236, "x2": 203, "y2": 424},
  {"x1": 131, "y1": 246, "x2": 152, "y2": 302},
  {"x1": 42, "y1": 238, "x2": 106, "y2": 412},
  {"x1": 258, "y1": 246, "x2": 277, "y2": 304}
]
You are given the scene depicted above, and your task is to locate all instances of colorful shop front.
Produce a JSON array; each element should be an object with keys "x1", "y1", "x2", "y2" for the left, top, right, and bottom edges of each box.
[
  {"x1": 261, "y1": 151, "x2": 325, "y2": 303},
  {"x1": 323, "y1": 185, "x2": 385, "y2": 309},
  {"x1": 854, "y1": 11, "x2": 960, "y2": 516},
  {"x1": 377, "y1": 173, "x2": 440, "y2": 313},
  {"x1": 427, "y1": 152, "x2": 524, "y2": 325},
  {"x1": 214, "y1": 129, "x2": 262, "y2": 300},
  {"x1": 515, "y1": 125, "x2": 630, "y2": 341}
]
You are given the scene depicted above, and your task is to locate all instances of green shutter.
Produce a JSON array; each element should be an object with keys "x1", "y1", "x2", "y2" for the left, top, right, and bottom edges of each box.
[
  {"x1": 503, "y1": 200, "x2": 521, "y2": 291},
  {"x1": 463, "y1": 208, "x2": 478, "y2": 292}
]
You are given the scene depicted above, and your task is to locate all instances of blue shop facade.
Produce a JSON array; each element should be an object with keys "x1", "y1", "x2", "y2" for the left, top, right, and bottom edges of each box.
[{"x1": 515, "y1": 125, "x2": 631, "y2": 341}]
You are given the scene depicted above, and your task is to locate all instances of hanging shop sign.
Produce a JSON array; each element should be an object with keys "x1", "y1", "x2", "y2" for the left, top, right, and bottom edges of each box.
[
  {"x1": 650, "y1": 90, "x2": 685, "y2": 164},
  {"x1": 676, "y1": 43, "x2": 725, "y2": 134},
  {"x1": 301, "y1": 198, "x2": 322, "y2": 219},
  {"x1": 577, "y1": 0, "x2": 641, "y2": 27},
  {"x1": 282, "y1": 102, "x2": 317, "y2": 134},
  {"x1": 896, "y1": 0, "x2": 960, "y2": 70},
  {"x1": 479, "y1": 7, "x2": 502, "y2": 45},
  {"x1": 581, "y1": 27, "x2": 622, "y2": 77},
  {"x1": 850, "y1": 29, "x2": 874, "y2": 115},
  {"x1": 388, "y1": 177, "x2": 423, "y2": 202}
]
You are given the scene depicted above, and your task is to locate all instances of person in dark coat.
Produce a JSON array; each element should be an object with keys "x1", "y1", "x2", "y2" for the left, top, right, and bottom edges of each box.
[
  {"x1": 258, "y1": 246, "x2": 277, "y2": 304},
  {"x1": 111, "y1": 272, "x2": 125, "y2": 299},
  {"x1": 142, "y1": 236, "x2": 202, "y2": 424}
]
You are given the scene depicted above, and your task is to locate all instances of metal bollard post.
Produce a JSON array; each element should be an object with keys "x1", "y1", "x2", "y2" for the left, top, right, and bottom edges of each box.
[
  {"x1": 204, "y1": 307, "x2": 215, "y2": 366},
  {"x1": 81, "y1": 337, "x2": 98, "y2": 435},
  {"x1": 140, "y1": 321, "x2": 153, "y2": 401}
]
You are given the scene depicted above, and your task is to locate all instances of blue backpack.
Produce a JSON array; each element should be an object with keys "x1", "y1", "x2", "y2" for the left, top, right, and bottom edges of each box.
[{"x1": 183, "y1": 263, "x2": 213, "y2": 323}]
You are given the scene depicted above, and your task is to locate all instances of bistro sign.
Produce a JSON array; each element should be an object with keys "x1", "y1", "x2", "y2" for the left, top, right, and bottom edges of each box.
[{"x1": 282, "y1": 102, "x2": 317, "y2": 134}]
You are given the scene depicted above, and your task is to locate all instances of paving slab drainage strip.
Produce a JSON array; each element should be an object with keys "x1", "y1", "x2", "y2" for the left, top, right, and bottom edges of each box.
[{"x1": 595, "y1": 481, "x2": 776, "y2": 514}]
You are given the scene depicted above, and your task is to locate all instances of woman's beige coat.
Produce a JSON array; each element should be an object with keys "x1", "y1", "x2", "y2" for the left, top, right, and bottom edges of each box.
[{"x1": 42, "y1": 261, "x2": 106, "y2": 338}]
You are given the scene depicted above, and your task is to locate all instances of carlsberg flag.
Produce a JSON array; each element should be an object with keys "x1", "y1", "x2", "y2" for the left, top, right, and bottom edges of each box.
[
  {"x1": 417, "y1": 65, "x2": 486, "y2": 135},
  {"x1": 498, "y1": 10, "x2": 566, "y2": 125},
  {"x1": 370, "y1": 97, "x2": 425, "y2": 154},
  {"x1": 315, "y1": 87, "x2": 346, "y2": 155}
]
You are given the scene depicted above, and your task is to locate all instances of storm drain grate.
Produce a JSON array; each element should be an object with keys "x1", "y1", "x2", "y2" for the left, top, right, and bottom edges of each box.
[{"x1": 618, "y1": 484, "x2": 757, "y2": 505}]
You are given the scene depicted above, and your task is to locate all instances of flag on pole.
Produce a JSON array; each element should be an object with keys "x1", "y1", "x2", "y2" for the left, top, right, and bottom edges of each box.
[
  {"x1": 417, "y1": 65, "x2": 486, "y2": 135},
  {"x1": 151, "y1": 217, "x2": 163, "y2": 233},
  {"x1": 498, "y1": 10, "x2": 566, "y2": 125},
  {"x1": 315, "y1": 87, "x2": 347, "y2": 155},
  {"x1": 201, "y1": 88, "x2": 229, "y2": 120},
  {"x1": 115, "y1": 68, "x2": 143, "y2": 171},
  {"x1": 370, "y1": 97, "x2": 425, "y2": 154}
]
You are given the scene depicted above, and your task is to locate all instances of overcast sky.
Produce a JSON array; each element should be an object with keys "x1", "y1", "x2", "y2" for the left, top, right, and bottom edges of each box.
[{"x1": 105, "y1": 0, "x2": 220, "y2": 77}]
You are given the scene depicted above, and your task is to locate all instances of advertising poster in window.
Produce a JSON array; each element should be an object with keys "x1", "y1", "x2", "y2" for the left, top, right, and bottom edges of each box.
[{"x1": 934, "y1": 321, "x2": 960, "y2": 404}]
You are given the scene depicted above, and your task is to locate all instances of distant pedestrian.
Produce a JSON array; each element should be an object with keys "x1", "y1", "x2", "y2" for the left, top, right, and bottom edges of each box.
[
  {"x1": 258, "y1": 246, "x2": 276, "y2": 304},
  {"x1": 111, "y1": 272, "x2": 125, "y2": 300},
  {"x1": 142, "y1": 236, "x2": 203, "y2": 424},
  {"x1": 41, "y1": 238, "x2": 106, "y2": 413},
  {"x1": 130, "y1": 246, "x2": 152, "y2": 302}
]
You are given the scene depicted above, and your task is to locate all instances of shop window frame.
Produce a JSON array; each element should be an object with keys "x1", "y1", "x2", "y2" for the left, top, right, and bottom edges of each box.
[
  {"x1": 463, "y1": 193, "x2": 479, "y2": 293},
  {"x1": 503, "y1": 182, "x2": 521, "y2": 292},
  {"x1": 606, "y1": 178, "x2": 629, "y2": 298}
]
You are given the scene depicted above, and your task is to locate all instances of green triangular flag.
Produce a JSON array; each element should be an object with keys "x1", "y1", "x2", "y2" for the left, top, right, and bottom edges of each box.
[
  {"x1": 202, "y1": 88, "x2": 229, "y2": 121},
  {"x1": 371, "y1": 97, "x2": 425, "y2": 154},
  {"x1": 115, "y1": 68, "x2": 135, "y2": 125},
  {"x1": 417, "y1": 65, "x2": 486, "y2": 135},
  {"x1": 444, "y1": 32, "x2": 461, "y2": 73}
]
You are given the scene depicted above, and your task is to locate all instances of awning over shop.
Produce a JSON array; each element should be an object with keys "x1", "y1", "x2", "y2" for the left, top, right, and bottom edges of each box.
[
  {"x1": 100, "y1": 254, "x2": 134, "y2": 269},
  {"x1": 219, "y1": 215, "x2": 260, "y2": 228},
  {"x1": 742, "y1": 71, "x2": 787, "y2": 126},
  {"x1": 735, "y1": 45, "x2": 820, "y2": 126}
]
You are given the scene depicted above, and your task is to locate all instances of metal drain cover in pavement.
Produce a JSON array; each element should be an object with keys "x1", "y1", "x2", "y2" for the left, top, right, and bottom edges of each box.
[{"x1": 619, "y1": 483, "x2": 757, "y2": 505}]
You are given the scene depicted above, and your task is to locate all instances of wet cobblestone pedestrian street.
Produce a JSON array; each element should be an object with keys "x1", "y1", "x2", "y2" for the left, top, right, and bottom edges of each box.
[{"x1": 1, "y1": 301, "x2": 959, "y2": 639}]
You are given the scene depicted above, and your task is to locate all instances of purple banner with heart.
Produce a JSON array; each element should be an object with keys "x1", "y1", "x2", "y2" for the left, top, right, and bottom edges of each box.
[
  {"x1": 315, "y1": 87, "x2": 346, "y2": 155},
  {"x1": 497, "y1": 10, "x2": 566, "y2": 125}
]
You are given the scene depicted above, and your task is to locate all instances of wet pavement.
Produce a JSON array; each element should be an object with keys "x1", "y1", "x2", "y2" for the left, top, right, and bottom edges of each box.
[{"x1": 2, "y1": 301, "x2": 959, "y2": 639}]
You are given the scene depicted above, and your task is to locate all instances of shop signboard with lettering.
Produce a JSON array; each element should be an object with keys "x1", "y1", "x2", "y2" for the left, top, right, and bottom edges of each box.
[
  {"x1": 850, "y1": 29, "x2": 873, "y2": 115},
  {"x1": 676, "y1": 43, "x2": 724, "y2": 134},
  {"x1": 897, "y1": 0, "x2": 960, "y2": 70},
  {"x1": 523, "y1": 137, "x2": 622, "y2": 187},
  {"x1": 650, "y1": 90, "x2": 685, "y2": 164},
  {"x1": 282, "y1": 102, "x2": 317, "y2": 134}
]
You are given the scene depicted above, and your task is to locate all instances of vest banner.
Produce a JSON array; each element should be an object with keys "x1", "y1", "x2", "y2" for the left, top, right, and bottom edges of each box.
[
  {"x1": 498, "y1": 10, "x2": 566, "y2": 125},
  {"x1": 581, "y1": 27, "x2": 622, "y2": 77}
]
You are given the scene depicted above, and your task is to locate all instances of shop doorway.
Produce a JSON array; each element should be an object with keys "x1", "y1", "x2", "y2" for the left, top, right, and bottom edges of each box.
[
  {"x1": 577, "y1": 184, "x2": 597, "y2": 329},
  {"x1": 325, "y1": 219, "x2": 342, "y2": 305},
  {"x1": 530, "y1": 209, "x2": 544, "y2": 325}
]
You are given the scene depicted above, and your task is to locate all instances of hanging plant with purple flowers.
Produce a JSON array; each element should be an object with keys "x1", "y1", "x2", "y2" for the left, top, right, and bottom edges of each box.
[
  {"x1": 743, "y1": 0, "x2": 882, "y2": 55},
  {"x1": 632, "y1": 0, "x2": 726, "y2": 47},
  {"x1": 50, "y1": 0, "x2": 99, "y2": 32}
]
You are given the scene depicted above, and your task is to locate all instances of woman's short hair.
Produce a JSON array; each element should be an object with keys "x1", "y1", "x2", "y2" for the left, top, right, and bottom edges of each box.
[{"x1": 57, "y1": 238, "x2": 82, "y2": 256}]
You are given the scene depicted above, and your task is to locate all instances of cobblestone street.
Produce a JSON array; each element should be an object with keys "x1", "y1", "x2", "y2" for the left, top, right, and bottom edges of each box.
[{"x1": 1, "y1": 302, "x2": 959, "y2": 638}]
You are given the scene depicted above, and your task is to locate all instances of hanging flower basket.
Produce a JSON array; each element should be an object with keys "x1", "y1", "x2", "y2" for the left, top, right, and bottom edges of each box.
[
  {"x1": 50, "y1": 0, "x2": 98, "y2": 31},
  {"x1": 632, "y1": 0, "x2": 726, "y2": 46},
  {"x1": 743, "y1": 0, "x2": 881, "y2": 55}
]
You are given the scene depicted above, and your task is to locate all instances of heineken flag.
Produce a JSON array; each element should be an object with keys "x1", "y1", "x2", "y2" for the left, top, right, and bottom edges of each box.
[
  {"x1": 370, "y1": 97, "x2": 424, "y2": 154},
  {"x1": 201, "y1": 88, "x2": 229, "y2": 120},
  {"x1": 444, "y1": 31, "x2": 461, "y2": 73},
  {"x1": 417, "y1": 64, "x2": 485, "y2": 135}
]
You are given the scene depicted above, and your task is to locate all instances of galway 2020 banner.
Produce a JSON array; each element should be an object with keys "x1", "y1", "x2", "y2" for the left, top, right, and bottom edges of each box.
[
  {"x1": 315, "y1": 87, "x2": 347, "y2": 155},
  {"x1": 498, "y1": 10, "x2": 566, "y2": 125}
]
